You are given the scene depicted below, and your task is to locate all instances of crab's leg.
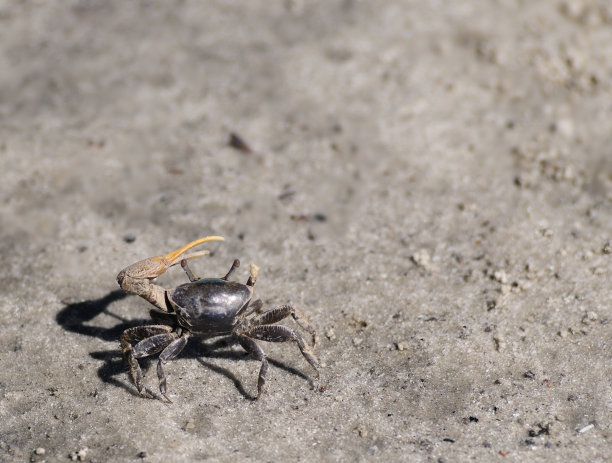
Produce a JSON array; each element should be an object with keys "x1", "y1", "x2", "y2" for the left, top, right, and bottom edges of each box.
[
  {"x1": 236, "y1": 334, "x2": 268, "y2": 399},
  {"x1": 120, "y1": 325, "x2": 174, "y2": 397},
  {"x1": 157, "y1": 333, "x2": 190, "y2": 402},
  {"x1": 251, "y1": 304, "x2": 317, "y2": 347},
  {"x1": 243, "y1": 325, "x2": 320, "y2": 377},
  {"x1": 237, "y1": 299, "x2": 264, "y2": 318}
]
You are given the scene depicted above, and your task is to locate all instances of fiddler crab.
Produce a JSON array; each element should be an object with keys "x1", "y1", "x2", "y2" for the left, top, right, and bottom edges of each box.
[{"x1": 116, "y1": 236, "x2": 320, "y2": 401}]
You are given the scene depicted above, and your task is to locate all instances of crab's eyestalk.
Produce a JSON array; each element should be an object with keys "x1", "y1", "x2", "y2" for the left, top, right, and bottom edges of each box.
[{"x1": 119, "y1": 236, "x2": 224, "y2": 281}]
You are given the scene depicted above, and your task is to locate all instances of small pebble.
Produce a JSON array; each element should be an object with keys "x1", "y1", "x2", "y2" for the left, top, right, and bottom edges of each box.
[
  {"x1": 582, "y1": 311, "x2": 598, "y2": 325},
  {"x1": 541, "y1": 228, "x2": 554, "y2": 238},
  {"x1": 528, "y1": 422, "x2": 551, "y2": 437},
  {"x1": 69, "y1": 447, "x2": 88, "y2": 461},
  {"x1": 411, "y1": 249, "x2": 437, "y2": 271},
  {"x1": 577, "y1": 423, "x2": 594, "y2": 434},
  {"x1": 395, "y1": 341, "x2": 407, "y2": 351},
  {"x1": 184, "y1": 419, "x2": 195, "y2": 431},
  {"x1": 325, "y1": 327, "x2": 336, "y2": 341},
  {"x1": 412, "y1": 249, "x2": 430, "y2": 265},
  {"x1": 34, "y1": 448, "x2": 45, "y2": 455},
  {"x1": 228, "y1": 132, "x2": 252, "y2": 153},
  {"x1": 493, "y1": 270, "x2": 508, "y2": 284},
  {"x1": 568, "y1": 326, "x2": 579, "y2": 335},
  {"x1": 123, "y1": 233, "x2": 136, "y2": 243},
  {"x1": 556, "y1": 118, "x2": 575, "y2": 138}
]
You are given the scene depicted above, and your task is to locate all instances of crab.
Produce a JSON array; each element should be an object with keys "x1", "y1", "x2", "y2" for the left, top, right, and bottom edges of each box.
[{"x1": 116, "y1": 236, "x2": 320, "y2": 401}]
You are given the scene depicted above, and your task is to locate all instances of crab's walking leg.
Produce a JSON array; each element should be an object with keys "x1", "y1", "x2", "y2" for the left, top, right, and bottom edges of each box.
[
  {"x1": 236, "y1": 334, "x2": 268, "y2": 399},
  {"x1": 157, "y1": 333, "x2": 190, "y2": 402},
  {"x1": 237, "y1": 298, "x2": 264, "y2": 318},
  {"x1": 252, "y1": 305, "x2": 318, "y2": 346},
  {"x1": 246, "y1": 325, "x2": 320, "y2": 376},
  {"x1": 120, "y1": 325, "x2": 174, "y2": 396}
]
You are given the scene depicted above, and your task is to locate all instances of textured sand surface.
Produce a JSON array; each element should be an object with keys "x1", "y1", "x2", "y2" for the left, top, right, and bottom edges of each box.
[{"x1": 1, "y1": 1, "x2": 611, "y2": 461}]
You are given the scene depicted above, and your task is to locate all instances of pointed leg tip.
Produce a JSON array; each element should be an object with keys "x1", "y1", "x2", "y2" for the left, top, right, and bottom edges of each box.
[{"x1": 139, "y1": 389, "x2": 155, "y2": 400}]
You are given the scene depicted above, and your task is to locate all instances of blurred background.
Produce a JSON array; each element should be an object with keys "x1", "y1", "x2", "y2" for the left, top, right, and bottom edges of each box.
[{"x1": 1, "y1": 1, "x2": 611, "y2": 461}]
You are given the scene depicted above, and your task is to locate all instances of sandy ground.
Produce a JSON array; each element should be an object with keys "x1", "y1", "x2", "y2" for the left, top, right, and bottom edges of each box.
[{"x1": 1, "y1": 1, "x2": 612, "y2": 462}]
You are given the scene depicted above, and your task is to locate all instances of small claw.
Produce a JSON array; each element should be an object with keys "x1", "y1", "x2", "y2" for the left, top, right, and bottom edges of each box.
[
  {"x1": 246, "y1": 263, "x2": 259, "y2": 287},
  {"x1": 120, "y1": 236, "x2": 224, "y2": 280},
  {"x1": 250, "y1": 263, "x2": 259, "y2": 280}
]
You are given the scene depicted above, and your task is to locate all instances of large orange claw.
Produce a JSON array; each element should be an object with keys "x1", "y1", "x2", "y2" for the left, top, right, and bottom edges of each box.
[{"x1": 120, "y1": 236, "x2": 224, "y2": 280}]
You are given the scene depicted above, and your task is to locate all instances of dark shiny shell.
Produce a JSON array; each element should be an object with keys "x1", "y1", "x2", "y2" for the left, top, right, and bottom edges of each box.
[{"x1": 170, "y1": 278, "x2": 252, "y2": 333}]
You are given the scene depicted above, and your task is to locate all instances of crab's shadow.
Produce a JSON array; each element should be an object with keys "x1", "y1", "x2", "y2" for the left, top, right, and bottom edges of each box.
[{"x1": 56, "y1": 290, "x2": 310, "y2": 400}]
